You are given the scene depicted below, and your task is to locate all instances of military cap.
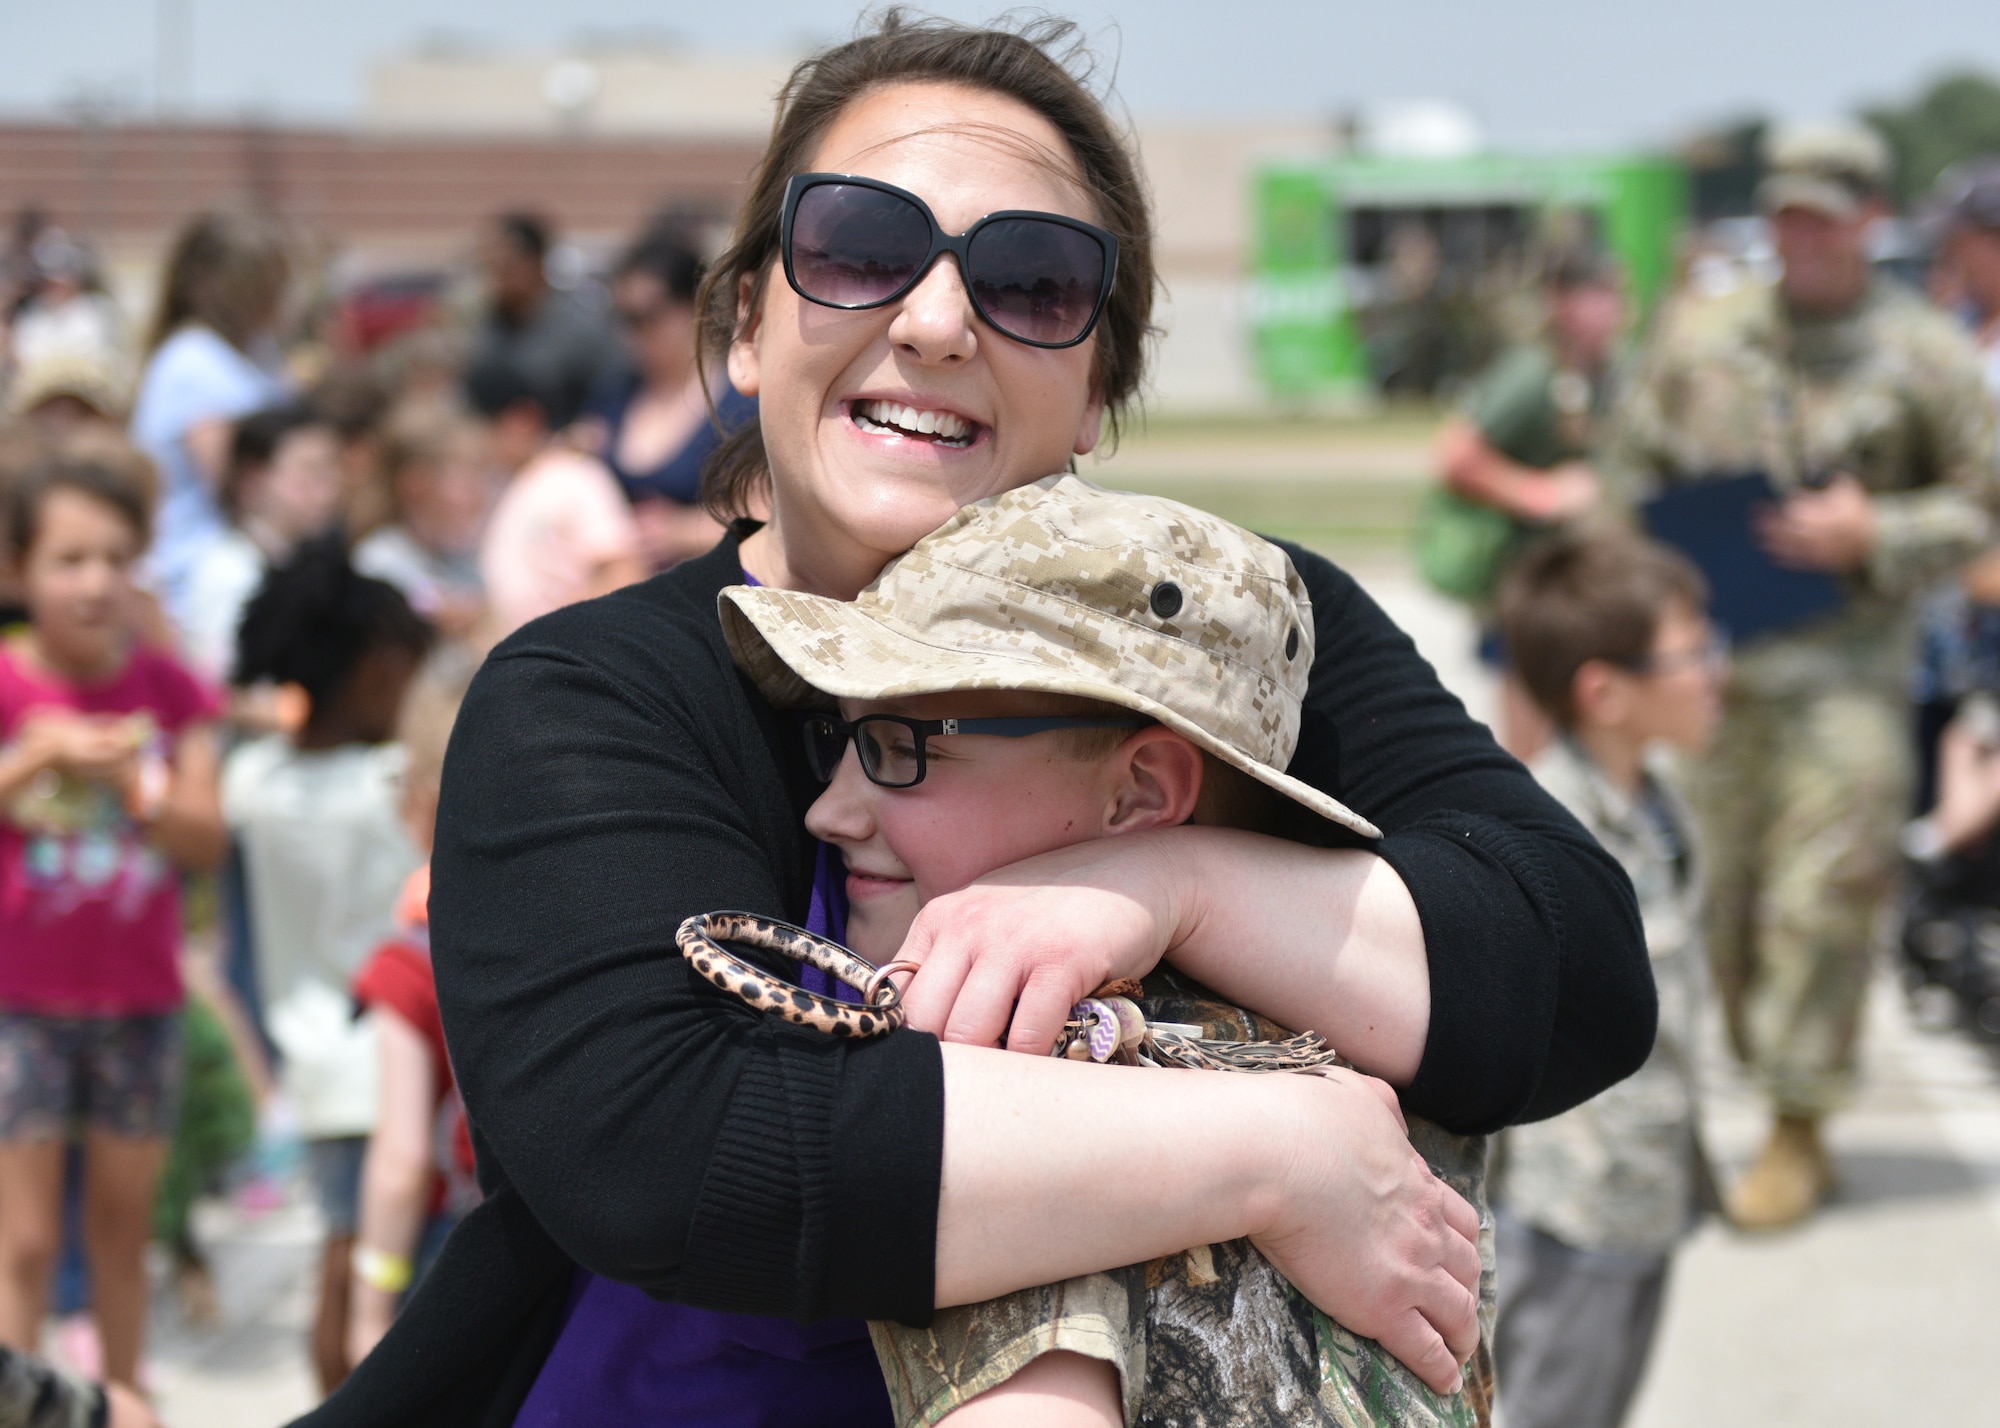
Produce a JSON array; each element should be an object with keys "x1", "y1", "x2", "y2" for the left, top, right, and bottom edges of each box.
[
  {"x1": 1758, "y1": 118, "x2": 1891, "y2": 218},
  {"x1": 719, "y1": 473, "x2": 1380, "y2": 838},
  {"x1": 4, "y1": 350, "x2": 126, "y2": 420}
]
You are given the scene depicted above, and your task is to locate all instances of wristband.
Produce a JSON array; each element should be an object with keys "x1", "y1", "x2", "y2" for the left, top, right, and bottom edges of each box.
[{"x1": 352, "y1": 1245, "x2": 413, "y2": 1293}]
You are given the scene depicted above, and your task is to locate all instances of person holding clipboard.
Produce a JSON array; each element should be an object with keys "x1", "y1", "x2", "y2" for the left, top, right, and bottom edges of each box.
[{"x1": 1602, "y1": 119, "x2": 2000, "y2": 1231}]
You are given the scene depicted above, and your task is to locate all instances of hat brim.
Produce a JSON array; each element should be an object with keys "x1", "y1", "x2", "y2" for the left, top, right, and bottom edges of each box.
[
  {"x1": 1757, "y1": 173, "x2": 1862, "y2": 219},
  {"x1": 719, "y1": 584, "x2": 1381, "y2": 841}
]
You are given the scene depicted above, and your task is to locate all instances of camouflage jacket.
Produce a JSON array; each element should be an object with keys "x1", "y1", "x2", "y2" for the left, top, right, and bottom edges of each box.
[
  {"x1": 0, "y1": 1347, "x2": 103, "y2": 1428},
  {"x1": 871, "y1": 969, "x2": 1497, "y2": 1428},
  {"x1": 1494, "y1": 739, "x2": 1706, "y2": 1256},
  {"x1": 1602, "y1": 278, "x2": 2000, "y2": 696}
]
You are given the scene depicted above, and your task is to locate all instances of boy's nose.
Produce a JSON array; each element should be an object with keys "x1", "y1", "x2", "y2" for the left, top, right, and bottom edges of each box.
[{"x1": 804, "y1": 745, "x2": 879, "y2": 845}]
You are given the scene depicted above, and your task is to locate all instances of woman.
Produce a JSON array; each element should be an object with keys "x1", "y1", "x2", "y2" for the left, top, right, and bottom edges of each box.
[
  {"x1": 128, "y1": 211, "x2": 290, "y2": 634},
  {"x1": 303, "y1": 15, "x2": 1652, "y2": 1427},
  {"x1": 579, "y1": 223, "x2": 752, "y2": 569}
]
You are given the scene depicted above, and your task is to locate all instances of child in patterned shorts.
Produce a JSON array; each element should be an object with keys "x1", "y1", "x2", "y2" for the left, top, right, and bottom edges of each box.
[{"x1": 720, "y1": 475, "x2": 1496, "y2": 1428}]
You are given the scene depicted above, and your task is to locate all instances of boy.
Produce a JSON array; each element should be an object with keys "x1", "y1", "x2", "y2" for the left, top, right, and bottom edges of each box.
[
  {"x1": 1488, "y1": 530, "x2": 1721, "y2": 1428},
  {"x1": 719, "y1": 474, "x2": 1495, "y2": 1428}
]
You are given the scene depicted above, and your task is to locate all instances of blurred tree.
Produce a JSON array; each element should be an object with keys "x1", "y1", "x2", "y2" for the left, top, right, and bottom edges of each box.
[{"x1": 1864, "y1": 72, "x2": 2000, "y2": 204}]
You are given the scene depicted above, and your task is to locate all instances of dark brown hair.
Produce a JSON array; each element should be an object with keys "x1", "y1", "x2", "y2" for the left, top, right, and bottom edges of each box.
[
  {"x1": 7, "y1": 431, "x2": 158, "y2": 561},
  {"x1": 1498, "y1": 529, "x2": 1710, "y2": 725},
  {"x1": 695, "y1": 8, "x2": 1158, "y2": 520},
  {"x1": 146, "y1": 211, "x2": 290, "y2": 355}
]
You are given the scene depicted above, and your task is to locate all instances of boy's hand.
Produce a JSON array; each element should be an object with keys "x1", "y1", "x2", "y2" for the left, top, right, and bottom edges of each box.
[
  {"x1": 1252, "y1": 1070, "x2": 1483, "y2": 1397},
  {"x1": 896, "y1": 831, "x2": 1191, "y2": 1054}
]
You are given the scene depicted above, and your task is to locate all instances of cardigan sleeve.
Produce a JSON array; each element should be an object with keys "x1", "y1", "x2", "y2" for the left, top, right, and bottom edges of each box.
[
  {"x1": 1278, "y1": 542, "x2": 1656, "y2": 1133},
  {"x1": 429, "y1": 571, "x2": 944, "y2": 1327}
]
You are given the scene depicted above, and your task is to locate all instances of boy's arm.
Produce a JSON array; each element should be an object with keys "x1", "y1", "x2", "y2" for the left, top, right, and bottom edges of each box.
[{"x1": 938, "y1": 1352, "x2": 1122, "y2": 1428}]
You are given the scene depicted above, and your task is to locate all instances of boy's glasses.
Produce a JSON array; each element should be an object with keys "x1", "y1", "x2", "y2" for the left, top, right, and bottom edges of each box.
[
  {"x1": 802, "y1": 713, "x2": 1146, "y2": 789},
  {"x1": 779, "y1": 173, "x2": 1119, "y2": 349},
  {"x1": 1618, "y1": 629, "x2": 1731, "y2": 676}
]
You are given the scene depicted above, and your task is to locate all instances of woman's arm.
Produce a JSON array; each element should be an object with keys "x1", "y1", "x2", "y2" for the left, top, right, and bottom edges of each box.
[
  {"x1": 349, "y1": 1010, "x2": 438, "y2": 1364},
  {"x1": 934, "y1": 1045, "x2": 1480, "y2": 1395}
]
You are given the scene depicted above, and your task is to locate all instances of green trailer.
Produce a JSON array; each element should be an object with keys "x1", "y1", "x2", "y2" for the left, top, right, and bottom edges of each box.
[{"x1": 1250, "y1": 152, "x2": 1687, "y2": 399}]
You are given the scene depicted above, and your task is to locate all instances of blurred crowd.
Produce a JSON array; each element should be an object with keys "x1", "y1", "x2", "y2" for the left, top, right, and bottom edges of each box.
[
  {"x1": 0, "y1": 199, "x2": 751, "y2": 1421},
  {"x1": 1427, "y1": 122, "x2": 2000, "y2": 1428}
]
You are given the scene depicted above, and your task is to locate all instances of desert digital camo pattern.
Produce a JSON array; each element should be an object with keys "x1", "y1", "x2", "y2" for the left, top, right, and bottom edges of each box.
[
  {"x1": 1601, "y1": 277, "x2": 1999, "y2": 698},
  {"x1": 718, "y1": 473, "x2": 1380, "y2": 839},
  {"x1": 0, "y1": 1346, "x2": 102, "y2": 1428},
  {"x1": 870, "y1": 967, "x2": 1497, "y2": 1428}
]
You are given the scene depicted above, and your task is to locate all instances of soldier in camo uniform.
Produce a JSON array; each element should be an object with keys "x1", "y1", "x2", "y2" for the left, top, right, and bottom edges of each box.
[
  {"x1": 1600, "y1": 119, "x2": 2000, "y2": 1229},
  {"x1": 720, "y1": 474, "x2": 1495, "y2": 1428}
]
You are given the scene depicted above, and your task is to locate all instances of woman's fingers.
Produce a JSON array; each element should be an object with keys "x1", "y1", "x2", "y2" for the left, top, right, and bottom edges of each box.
[
  {"x1": 1374, "y1": 1306, "x2": 1469, "y2": 1397},
  {"x1": 1005, "y1": 967, "x2": 1090, "y2": 1056}
]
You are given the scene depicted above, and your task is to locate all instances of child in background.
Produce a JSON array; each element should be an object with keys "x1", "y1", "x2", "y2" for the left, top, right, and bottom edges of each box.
[
  {"x1": 715, "y1": 476, "x2": 1493, "y2": 1428},
  {"x1": 353, "y1": 406, "x2": 494, "y2": 641},
  {"x1": 1489, "y1": 530, "x2": 1721, "y2": 1428},
  {"x1": 179, "y1": 402, "x2": 345, "y2": 683},
  {"x1": 466, "y1": 357, "x2": 644, "y2": 641},
  {"x1": 221, "y1": 537, "x2": 431, "y2": 1393},
  {"x1": 0, "y1": 446, "x2": 226, "y2": 1395},
  {"x1": 346, "y1": 651, "x2": 481, "y2": 1365}
]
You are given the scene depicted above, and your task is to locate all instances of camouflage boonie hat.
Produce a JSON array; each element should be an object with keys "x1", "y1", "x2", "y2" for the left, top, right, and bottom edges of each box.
[
  {"x1": 718, "y1": 473, "x2": 1380, "y2": 839},
  {"x1": 1758, "y1": 119, "x2": 1891, "y2": 219}
]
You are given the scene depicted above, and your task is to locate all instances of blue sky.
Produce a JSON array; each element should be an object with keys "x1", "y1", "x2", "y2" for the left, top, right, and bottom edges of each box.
[{"x1": 5, "y1": 1, "x2": 1998, "y2": 148}]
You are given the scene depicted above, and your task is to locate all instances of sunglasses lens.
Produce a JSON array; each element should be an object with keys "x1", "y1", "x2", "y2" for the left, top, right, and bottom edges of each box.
[
  {"x1": 790, "y1": 183, "x2": 933, "y2": 307},
  {"x1": 802, "y1": 718, "x2": 846, "y2": 782},
  {"x1": 967, "y1": 218, "x2": 1106, "y2": 345}
]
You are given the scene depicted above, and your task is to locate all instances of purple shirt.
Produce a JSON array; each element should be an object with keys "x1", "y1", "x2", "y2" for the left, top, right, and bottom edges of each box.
[{"x1": 513, "y1": 590, "x2": 892, "y2": 1425}]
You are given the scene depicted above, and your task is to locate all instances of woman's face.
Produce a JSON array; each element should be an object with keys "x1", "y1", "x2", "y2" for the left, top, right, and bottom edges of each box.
[
  {"x1": 729, "y1": 82, "x2": 1108, "y2": 594},
  {"x1": 615, "y1": 270, "x2": 699, "y2": 386}
]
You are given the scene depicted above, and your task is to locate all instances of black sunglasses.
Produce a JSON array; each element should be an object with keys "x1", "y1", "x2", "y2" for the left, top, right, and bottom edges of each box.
[
  {"x1": 780, "y1": 173, "x2": 1119, "y2": 349},
  {"x1": 803, "y1": 712, "x2": 1146, "y2": 789}
]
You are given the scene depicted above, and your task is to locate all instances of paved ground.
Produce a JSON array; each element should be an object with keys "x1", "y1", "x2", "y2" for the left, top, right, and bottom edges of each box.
[{"x1": 89, "y1": 512, "x2": 2000, "y2": 1425}]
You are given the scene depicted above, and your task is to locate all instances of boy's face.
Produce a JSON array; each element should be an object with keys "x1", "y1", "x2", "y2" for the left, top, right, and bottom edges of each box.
[
  {"x1": 803, "y1": 689, "x2": 1134, "y2": 961},
  {"x1": 1588, "y1": 598, "x2": 1725, "y2": 754},
  {"x1": 249, "y1": 424, "x2": 343, "y2": 545}
]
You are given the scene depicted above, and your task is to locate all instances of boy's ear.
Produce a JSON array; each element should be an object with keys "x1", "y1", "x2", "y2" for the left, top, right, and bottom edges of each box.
[
  {"x1": 1570, "y1": 658, "x2": 1631, "y2": 730},
  {"x1": 1104, "y1": 728, "x2": 1203, "y2": 835}
]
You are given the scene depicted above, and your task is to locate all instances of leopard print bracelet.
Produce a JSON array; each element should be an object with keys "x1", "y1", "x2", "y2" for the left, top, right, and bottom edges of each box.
[{"x1": 676, "y1": 910, "x2": 917, "y2": 1038}]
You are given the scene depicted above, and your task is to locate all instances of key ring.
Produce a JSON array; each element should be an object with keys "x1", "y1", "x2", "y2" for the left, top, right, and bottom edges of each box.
[{"x1": 676, "y1": 910, "x2": 911, "y2": 1038}]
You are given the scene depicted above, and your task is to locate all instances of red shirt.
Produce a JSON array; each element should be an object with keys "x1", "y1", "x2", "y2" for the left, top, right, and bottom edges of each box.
[{"x1": 0, "y1": 643, "x2": 219, "y2": 1016}]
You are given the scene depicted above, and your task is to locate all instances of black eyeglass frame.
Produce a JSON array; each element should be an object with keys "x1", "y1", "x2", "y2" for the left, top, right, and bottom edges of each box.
[
  {"x1": 802, "y1": 712, "x2": 1148, "y2": 789},
  {"x1": 779, "y1": 172, "x2": 1121, "y2": 350}
]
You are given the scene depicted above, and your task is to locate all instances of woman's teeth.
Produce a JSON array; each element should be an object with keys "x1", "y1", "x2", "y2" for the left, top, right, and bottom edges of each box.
[{"x1": 853, "y1": 400, "x2": 975, "y2": 446}]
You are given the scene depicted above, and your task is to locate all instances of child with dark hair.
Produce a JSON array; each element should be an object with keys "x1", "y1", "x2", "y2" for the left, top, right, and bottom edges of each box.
[
  {"x1": 220, "y1": 537, "x2": 432, "y2": 1393},
  {"x1": 1490, "y1": 529, "x2": 1721, "y2": 1428},
  {"x1": 467, "y1": 358, "x2": 642, "y2": 639},
  {"x1": 0, "y1": 444, "x2": 225, "y2": 1397},
  {"x1": 179, "y1": 401, "x2": 344, "y2": 681}
]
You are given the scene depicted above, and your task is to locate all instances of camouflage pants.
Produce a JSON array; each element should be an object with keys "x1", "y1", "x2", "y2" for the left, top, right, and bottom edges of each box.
[
  {"x1": 870, "y1": 976, "x2": 1496, "y2": 1428},
  {"x1": 1689, "y1": 687, "x2": 1908, "y2": 1116}
]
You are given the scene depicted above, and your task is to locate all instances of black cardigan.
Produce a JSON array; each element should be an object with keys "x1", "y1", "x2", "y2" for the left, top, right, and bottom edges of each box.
[{"x1": 296, "y1": 528, "x2": 1652, "y2": 1428}]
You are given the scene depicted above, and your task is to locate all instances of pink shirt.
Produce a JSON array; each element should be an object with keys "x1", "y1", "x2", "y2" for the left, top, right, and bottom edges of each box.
[
  {"x1": 0, "y1": 644, "x2": 219, "y2": 1016},
  {"x1": 479, "y1": 448, "x2": 640, "y2": 638}
]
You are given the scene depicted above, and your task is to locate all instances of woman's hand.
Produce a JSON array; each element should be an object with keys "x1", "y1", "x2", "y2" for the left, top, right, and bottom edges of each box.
[
  {"x1": 896, "y1": 830, "x2": 1191, "y2": 1054},
  {"x1": 1251, "y1": 1070, "x2": 1483, "y2": 1395}
]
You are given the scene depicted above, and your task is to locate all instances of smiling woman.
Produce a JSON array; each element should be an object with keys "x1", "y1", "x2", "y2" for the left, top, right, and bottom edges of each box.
[{"x1": 297, "y1": 12, "x2": 1654, "y2": 1428}]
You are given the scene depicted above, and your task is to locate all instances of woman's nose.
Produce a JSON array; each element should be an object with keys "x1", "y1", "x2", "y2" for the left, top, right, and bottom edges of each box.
[
  {"x1": 885, "y1": 255, "x2": 979, "y2": 366},
  {"x1": 804, "y1": 744, "x2": 879, "y2": 845}
]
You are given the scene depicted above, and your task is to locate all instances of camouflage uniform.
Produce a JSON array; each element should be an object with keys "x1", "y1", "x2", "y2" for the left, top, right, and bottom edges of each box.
[
  {"x1": 1490, "y1": 739, "x2": 1706, "y2": 1428},
  {"x1": 0, "y1": 1346, "x2": 103, "y2": 1428},
  {"x1": 869, "y1": 969, "x2": 1496, "y2": 1428},
  {"x1": 1602, "y1": 276, "x2": 1999, "y2": 1113}
]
